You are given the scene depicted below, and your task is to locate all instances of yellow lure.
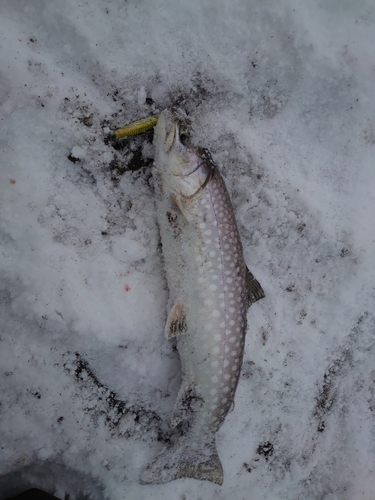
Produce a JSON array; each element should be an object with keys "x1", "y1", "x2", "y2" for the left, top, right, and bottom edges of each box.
[{"x1": 113, "y1": 115, "x2": 159, "y2": 140}]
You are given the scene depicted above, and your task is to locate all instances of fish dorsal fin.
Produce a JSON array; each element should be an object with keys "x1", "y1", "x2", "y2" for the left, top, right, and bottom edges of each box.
[
  {"x1": 246, "y1": 266, "x2": 265, "y2": 306},
  {"x1": 165, "y1": 303, "x2": 187, "y2": 339}
]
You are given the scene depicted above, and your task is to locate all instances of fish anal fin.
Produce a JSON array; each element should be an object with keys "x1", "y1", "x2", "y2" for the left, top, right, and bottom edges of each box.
[
  {"x1": 170, "y1": 381, "x2": 203, "y2": 428},
  {"x1": 165, "y1": 303, "x2": 187, "y2": 339},
  {"x1": 139, "y1": 438, "x2": 223, "y2": 485},
  {"x1": 246, "y1": 266, "x2": 265, "y2": 306}
]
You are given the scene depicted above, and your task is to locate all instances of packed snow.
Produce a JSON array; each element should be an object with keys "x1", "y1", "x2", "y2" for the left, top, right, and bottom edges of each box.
[{"x1": 1, "y1": 1, "x2": 375, "y2": 499}]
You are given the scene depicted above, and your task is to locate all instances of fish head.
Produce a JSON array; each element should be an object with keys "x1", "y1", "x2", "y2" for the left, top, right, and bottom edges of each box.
[{"x1": 154, "y1": 110, "x2": 214, "y2": 199}]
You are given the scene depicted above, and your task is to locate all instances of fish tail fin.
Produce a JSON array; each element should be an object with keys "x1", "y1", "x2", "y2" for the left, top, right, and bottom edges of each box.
[{"x1": 139, "y1": 438, "x2": 223, "y2": 485}]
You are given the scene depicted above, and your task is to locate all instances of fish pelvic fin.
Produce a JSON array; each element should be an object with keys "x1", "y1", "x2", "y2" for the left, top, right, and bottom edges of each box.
[
  {"x1": 165, "y1": 302, "x2": 187, "y2": 339},
  {"x1": 139, "y1": 438, "x2": 223, "y2": 485},
  {"x1": 245, "y1": 266, "x2": 265, "y2": 305}
]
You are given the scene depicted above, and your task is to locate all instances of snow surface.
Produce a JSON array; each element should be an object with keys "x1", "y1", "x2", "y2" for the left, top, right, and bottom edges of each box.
[{"x1": 1, "y1": 0, "x2": 375, "y2": 499}]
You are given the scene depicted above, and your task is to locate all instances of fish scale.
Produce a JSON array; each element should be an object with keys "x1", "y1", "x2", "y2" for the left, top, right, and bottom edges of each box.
[{"x1": 140, "y1": 109, "x2": 264, "y2": 485}]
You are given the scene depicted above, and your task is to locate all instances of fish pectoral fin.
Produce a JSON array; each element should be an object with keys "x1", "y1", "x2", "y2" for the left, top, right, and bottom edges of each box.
[
  {"x1": 174, "y1": 195, "x2": 194, "y2": 222},
  {"x1": 245, "y1": 266, "x2": 265, "y2": 305},
  {"x1": 165, "y1": 303, "x2": 187, "y2": 339}
]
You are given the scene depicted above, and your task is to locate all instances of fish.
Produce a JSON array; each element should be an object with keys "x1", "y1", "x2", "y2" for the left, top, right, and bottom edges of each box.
[{"x1": 140, "y1": 109, "x2": 265, "y2": 485}]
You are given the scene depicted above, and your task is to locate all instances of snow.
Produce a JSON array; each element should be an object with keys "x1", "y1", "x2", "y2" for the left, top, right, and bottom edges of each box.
[{"x1": 1, "y1": 0, "x2": 375, "y2": 499}]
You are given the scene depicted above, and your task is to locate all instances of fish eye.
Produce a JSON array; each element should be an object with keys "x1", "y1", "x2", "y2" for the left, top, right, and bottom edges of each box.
[{"x1": 179, "y1": 132, "x2": 188, "y2": 145}]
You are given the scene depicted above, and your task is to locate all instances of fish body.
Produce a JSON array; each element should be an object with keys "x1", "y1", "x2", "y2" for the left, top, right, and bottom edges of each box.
[{"x1": 140, "y1": 110, "x2": 264, "y2": 485}]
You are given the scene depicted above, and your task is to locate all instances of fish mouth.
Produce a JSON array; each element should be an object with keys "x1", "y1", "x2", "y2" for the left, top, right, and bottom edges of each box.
[
  {"x1": 160, "y1": 108, "x2": 190, "y2": 151},
  {"x1": 158, "y1": 109, "x2": 212, "y2": 195}
]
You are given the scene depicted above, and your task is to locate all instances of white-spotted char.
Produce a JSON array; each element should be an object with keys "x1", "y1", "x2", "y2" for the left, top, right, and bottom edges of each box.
[{"x1": 140, "y1": 109, "x2": 265, "y2": 486}]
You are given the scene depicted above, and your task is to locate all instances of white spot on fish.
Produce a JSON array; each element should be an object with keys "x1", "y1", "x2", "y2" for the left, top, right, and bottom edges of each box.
[
  {"x1": 229, "y1": 336, "x2": 236, "y2": 343},
  {"x1": 205, "y1": 298, "x2": 213, "y2": 306},
  {"x1": 213, "y1": 334, "x2": 221, "y2": 341},
  {"x1": 199, "y1": 222, "x2": 206, "y2": 229},
  {"x1": 227, "y1": 278, "x2": 233, "y2": 284},
  {"x1": 220, "y1": 322, "x2": 225, "y2": 328},
  {"x1": 229, "y1": 320, "x2": 235, "y2": 326},
  {"x1": 213, "y1": 346, "x2": 220, "y2": 354},
  {"x1": 222, "y1": 397, "x2": 228, "y2": 404},
  {"x1": 224, "y1": 374, "x2": 230, "y2": 380},
  {"x1": 205, "y1": 229, "x2": 212, "y2": 236},
  {"x1": 212, "y1": 310, "x2": 220, "y2": 318},
  {"x1": 209, "y1": 284, "x2": 217, "y2": 291},
  {"x1": 231, "y1": 350, "x2": 237, "y2": 356},
  {"x1": 229, "y1": 307, "x2": 235, "y2": 313},
  {"x1": 210, "y1": 388, "x2": 217, "y2": 395},
  {"x1": 224, "y1": 359, "x2": 229, "y2": 368},
  {"x1": 223, "y1": 386, "x2": 230, "y2": 393},
  {"x1": 211, "y1": 375, "x2": 218, "y2": 383},
  {"x1": 211, "y1": 360, "x2": 219, "y2": 368}
]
